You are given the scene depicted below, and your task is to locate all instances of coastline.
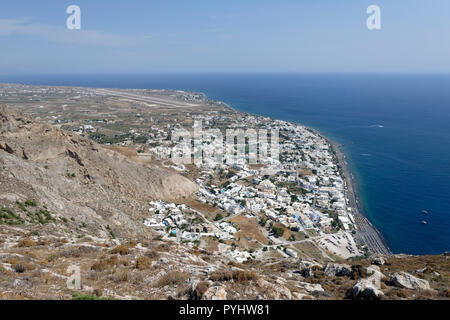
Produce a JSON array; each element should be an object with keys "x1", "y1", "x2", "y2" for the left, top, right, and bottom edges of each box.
[
  {"x1": 322, "y1": 134, "x2": 392, "y2": 255},
  {"x1": 217, "y1": 99, "x2": 391, "y2": 256}
]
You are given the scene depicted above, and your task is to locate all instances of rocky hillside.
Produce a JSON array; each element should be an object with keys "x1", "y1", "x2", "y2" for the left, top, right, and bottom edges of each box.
[
  {"x1": 0, "y1": 104, "x2": 197, "y2": 240},
  {"x1": 0, "y1": 226, "x2": 448, "y2": 300}
]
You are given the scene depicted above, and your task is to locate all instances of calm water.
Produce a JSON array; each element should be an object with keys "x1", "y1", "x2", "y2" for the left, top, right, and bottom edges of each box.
[{"x1": 1, "y1": 73, "x2": 449, "y2": 255}]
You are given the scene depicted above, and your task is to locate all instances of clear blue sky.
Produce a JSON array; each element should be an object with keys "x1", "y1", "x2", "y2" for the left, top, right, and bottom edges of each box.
[{"x1": 0, "y1": 0, "x2": 449, "y2": 74}]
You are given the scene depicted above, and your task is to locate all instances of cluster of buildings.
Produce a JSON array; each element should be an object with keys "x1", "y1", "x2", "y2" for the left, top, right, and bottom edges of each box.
[
  {"x1": 143, "y1": 200, "x2": 238, "y2": 243},
  {"x1": 142, "y1": 112, "x2": 361, "y2": 259}
]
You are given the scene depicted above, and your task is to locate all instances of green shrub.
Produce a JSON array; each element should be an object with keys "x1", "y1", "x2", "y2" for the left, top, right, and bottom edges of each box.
[
  {"x1": 71, "y1": 292, "x2": 114, "y2": 300},
  {"x1": 24, "y1": 200, "x2": 37, "y2": 207},
  {"x1": 271, "y1": 226, "x2": 284, "y2": 238}
]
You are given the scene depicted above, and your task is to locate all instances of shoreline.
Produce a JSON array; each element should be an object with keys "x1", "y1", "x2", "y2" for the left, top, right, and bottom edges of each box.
[
  {"x1": 321, "y1": 134, "x2": 392, "y2": 255},
  {"x1": 217, "y1": 99, "x2": 392, "y2": 256}
]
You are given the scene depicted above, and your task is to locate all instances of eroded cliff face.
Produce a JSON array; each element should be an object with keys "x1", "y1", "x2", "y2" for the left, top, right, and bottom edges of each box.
[{"x1": 0, "y1": 104, "x2": 197, "y2": 240}]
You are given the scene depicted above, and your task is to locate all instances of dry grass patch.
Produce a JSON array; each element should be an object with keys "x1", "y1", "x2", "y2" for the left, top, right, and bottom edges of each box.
[
  {"x1": 230, "y1": 215, "x2": 269, "y2": 245},
  {"x1": 293, "y1": 241, "x2": 331, "y2": 261},
  {"x1": 4, "y1": 257, "x2": 35, "y2": 272},
  {"x1": 183, "y1": 198, "x2": 224, "y2": 221}
]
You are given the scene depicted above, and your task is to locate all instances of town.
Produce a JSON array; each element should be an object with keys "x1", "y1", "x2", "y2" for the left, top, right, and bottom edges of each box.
[{"x1": 143, "y1": 112, "x2": 363, "y2": 261}]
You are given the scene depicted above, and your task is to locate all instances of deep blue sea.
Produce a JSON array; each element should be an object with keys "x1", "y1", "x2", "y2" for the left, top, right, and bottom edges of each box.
[{"x1": 1, "y1": 73, "x2": 449, "y2": 255}]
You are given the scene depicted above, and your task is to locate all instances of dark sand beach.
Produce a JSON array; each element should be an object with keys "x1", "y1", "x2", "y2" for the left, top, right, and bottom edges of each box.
[{"x1": 324, "y1": 135, "x2": 391, "y2": 255}]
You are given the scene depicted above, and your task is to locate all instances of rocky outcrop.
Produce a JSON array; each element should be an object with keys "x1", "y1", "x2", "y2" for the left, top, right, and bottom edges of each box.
[
  {"x1": 298, "y1": 260, "x2": 323, "y2": 278},
  {"x1": 67, "y1": 149, "x2": 84, "y2": 167},
  {"x1": 324, "y1": 263, "x2": 352, "y2": 277},
  {"x1": 390, "y1": 272, "x2": 431, "y2": 290},
  {"x1": 0, "y1": 142, "x2": 14, "y2": 154},
  {"x1": 256, "y1": 278, "x2": 292, "y2": 300},
  {"x1": 297, "y1": 281, "x2": 326, "y2": 296}
]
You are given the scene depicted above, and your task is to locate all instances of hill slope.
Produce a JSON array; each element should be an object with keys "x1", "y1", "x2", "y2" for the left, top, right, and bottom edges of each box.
[{"x1": 0, "y1": 104, "x2": 197, "y2": 239}]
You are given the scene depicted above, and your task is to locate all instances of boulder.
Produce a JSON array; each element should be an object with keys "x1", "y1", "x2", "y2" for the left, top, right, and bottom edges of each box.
[
  {"x1": 390, "y1": 272, "x2": 431, "y2": 290},
  {"x1": 13, "y1": 278, "x2": 30, "y2": 289},
  {"x1": 412, "y1": 267, "x2": 429, "y2": 275},
  {"x1": 371, "y1": 257, "x2": 385, "y2": 266},
  {"x1": 297, "y1": 281, "x2": 326, "y2": 297},
  {"x1": 351, "y1": 265, "x2": 386, "y2": 300},
  {"x1": 352, "y1": 279, "x2": 384, "y2": 300},
  {"x1": 324, "y1": 263, "x2": 352, "y2": 277},
  {"x1": 366, "y1": 265, "x2": 385, "y2": 279},
  {"x1": 202, "y1": 285, "x2": 227, "y2": 300}
]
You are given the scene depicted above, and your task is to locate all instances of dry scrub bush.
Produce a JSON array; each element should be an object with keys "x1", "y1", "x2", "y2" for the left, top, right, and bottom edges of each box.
[
  {"x1": 91, "y1": 256, "x2": 118, "y2": 271},
  {"x1": 350, "y1": 265, "x2": 367, "y2": 280},
  {"x1": 176, "y1": 285, "x2": 190, "y2": 298},
  {"x1": 233, "y1": 270, "x2": 259, "y2": 284},
  {"x1": 16, "y1": 239, "x2": 37, "y2": 248},
  {"x1": 209, "y1": 270, "x2": 258, "y2": 284},
  {"x1": 135, "y1": 256, "x2": 153, "y2": 270},
  {"x1": 110, "y1": 242, "x2": 135, "y2": 255},
  {"x1": 13, "y1": 263, "x2": 26, "y2": 273},
  {"x1": 46, "y1": 253, "x2": 60, "y2": 263},
  {"x1": 5, "y1": 258, "x2": 34, "y2": 272},
  {"x1": 194, "y1": 281, "x2": 210, "y2": 297},
  {"x1": 209, "y1": 270, "x2": 233, "y2": 282},
  {"x1": 130, "y1": 272, "x2": 145, "y2": 285},
  {"x1": 156, "y1": 270, "x2": 189, "y2": 287},
  {"x1": 145, "y1": 250, "x2": 159, "y2": 259},
  {"x1": 113, "y1": 269, "x2": 129, "y2": 282}
]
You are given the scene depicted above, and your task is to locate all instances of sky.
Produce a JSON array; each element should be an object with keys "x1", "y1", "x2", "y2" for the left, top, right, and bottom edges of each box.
[{"x1": 0, "y1": 0, "x2": 449, "y2": 74}]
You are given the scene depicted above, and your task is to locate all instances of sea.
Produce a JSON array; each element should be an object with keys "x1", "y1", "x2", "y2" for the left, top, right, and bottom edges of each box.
[{"x1": 1, "y1": 73, "x2": 449, "y2": 255}]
